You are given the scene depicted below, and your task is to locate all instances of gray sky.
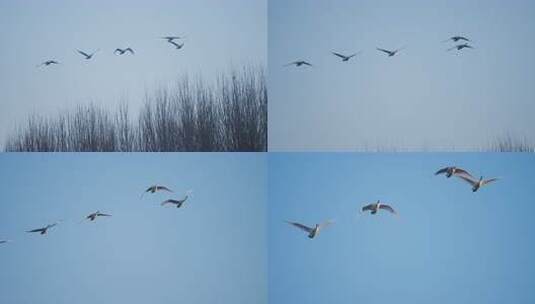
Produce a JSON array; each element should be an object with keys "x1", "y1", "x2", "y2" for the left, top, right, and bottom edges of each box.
[
  {"x1": 0, "y1": 153, "x2": 267, "y2": 304},
  {"x1": 0, "y1": 0, "x2": 266, "y2": 144},
  {"x1": 268, "y1": 0, "x2": 535, "y2": 151}
]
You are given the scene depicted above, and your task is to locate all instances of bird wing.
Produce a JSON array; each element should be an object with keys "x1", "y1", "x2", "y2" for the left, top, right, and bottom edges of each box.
[
  {"x1": 284, "y1": 61, "x2": 299, "y2": 67},
  {"x1": 456, "y1": 174, "x2": 477, "y2": 186},
  {"x1": 435, "y1": 167, "x2": 449, "y2": 175},
  {"x1": 286, "y1": 221, "x2": 313, "y2": 233},
  {"x1": 379, "y1": 204, "x2": 397, "y2": 214},
  {"x1": 302, "y1": 61, "x2": 313, "y2": 66},
  {"x1": 319, "y1": 220, "x2": 334, "y2": 229},
  {"x1": 332, "y1": 52, "x2": 346, "y2": 59},
  {"x1": 156, "y1": 186, "x2": 173, "y2": 192},
  {"x1": 97, "y1": 213, "x2": 111, "y2": 217},
  {"x1": 376, "y1": 48, "x2": 391, "y2": 54},
  {"x1": 361, "y1": 204, "x2": 375, "y2": 212},
  {"x1": 453, "y1": 168, "x2": 474, "y2": 178},
  {"x1": 126, "y1": 48, "x2": 135, "y2": 54},
  {"x1": 114, "y1": 49, "x2": 122, "y2": 54},
  {"x1": 482, "y1": 178, "x2": 499, "y2": 185},
  {"x1": 27, "y1": 228, "x2": 45, "y2": 233},
  {"x1": 77, "y1": 50, "x2": 90, "y2": 57},
  {"x1": 161, "y1": 199, "x2": 178, "y2": 206}
]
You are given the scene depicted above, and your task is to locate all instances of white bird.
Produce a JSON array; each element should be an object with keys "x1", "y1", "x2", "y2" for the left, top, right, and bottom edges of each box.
[
  {"x1": 161, "y1": 190, "x2": 192, "y2": 208},
  {"x1": 76, "y1": 49, "x2": 99, "y2": 60},
  {"x1": 286, "y1": 220, "x2": 333, "y2": 239},
  {"x1": 332, "y1": 51, "x2": 360, "y2": 62},
  {"x1": 457, "y1": 175, "x2": 498, "y2": 192},
  {"x1": 435, "y1": 166, "x2": 473, "y2": 178},
  {"x1": 169, "y1": 40, "x2": 184, "y2": 50},
  {"x1": 114, "y1": 48, "x2": 135, "y2": 55},
  {"x1": 26, "y1": 222, "x2": 60, "y2": 235},
  {"x1": 84, "y1": 211, "x2": 111, "y2": 222},
  {"x1": 37, "y1": 60, "x2": 60, "y2": 67},
  {"x1": 142, "y1": 185, "x2": 173, "y2": 198},
  {"x1": 361, "y1": 200, "x2": 397, "y2": 215},
  {"x1": 284, "y1": 60, "x2": 313, "y2": 67},
  {"x1": 377, "y1": 47, "x2": 404, "y2": 57}
]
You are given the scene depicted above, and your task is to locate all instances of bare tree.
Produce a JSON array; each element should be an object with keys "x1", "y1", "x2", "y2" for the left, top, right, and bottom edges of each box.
[{"x1": 4, "y1": 66, "x2": 267, "y2": 152}]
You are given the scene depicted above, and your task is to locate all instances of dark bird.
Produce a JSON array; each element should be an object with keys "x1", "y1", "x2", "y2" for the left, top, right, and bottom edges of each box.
[
  {"x1": 37, "y1": 60, "x2": 60, "y2": 67},
  {"x1": 457, "y1": 175, "x2": 498, "y2": 192},
  {"x1": 361, "y1": 200, "x2": 397, "y2": 215},
  {"x1": 161, "y1": 36, "x2": 184, "y2": 43},
  {"x1": 332, "y1": 51, "x2": 360, "y2": 62},
  {"x1": 114, "y1": 48, "x2": 135, "y2": 55},
  {"x1": 161, "y1": 190, "x2": 192, "y2": 208},
  {"x1": 376, "y1": 47, "x2": 403, "y2": 57},
  {"x1": 76, "y1": 49, "x2": 99, "y2": 60},
  {"x1": 448, "y1": 43, "x2": 474, "y2": 51},
  {"x1": 284, "y1": 60, "x2": 313, "y2": 67},
  {"x1": 285, "y1": 220, "x2": 333, "y2": 239},
  {"x1": 142, "y1": 185, "x2": 173, "y2": 198},
  {"x1": 435, "y1": 166, "x2": 473, "y2": 178},
  {"x1": 84, "y1": 211, "x2": 111, "y2": 222},
  {"x1": 26, "y1": 222, "x2": 60, "y2": 235},
  {"x1": 443, "y1": 36, "x2": 470, "y2": 43},
  {"x1": 169, "y1": 40, "x2": 184, "y2": 50},
  {"x1": 0, "y1": 240, "x2": 11, "y2": 244}
]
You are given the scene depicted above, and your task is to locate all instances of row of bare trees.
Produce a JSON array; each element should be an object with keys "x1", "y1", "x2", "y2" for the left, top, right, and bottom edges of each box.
[{"x1": 4, "y1": 67, "x2": 267, "y2": 152}]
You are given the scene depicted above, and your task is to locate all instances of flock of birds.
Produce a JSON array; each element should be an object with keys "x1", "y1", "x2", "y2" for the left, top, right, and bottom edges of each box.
[
  {"x1": 36, "y1": 36, "x2": 185, "y2": 67},
  {"x1": 0, "y1": 185, "x2": 192, "y2": 244},
  {"x1": 284, "y1": 35, "x2": 475, "y2": 67},
  {"x1": 286, "y1": 165, "x2": 497, "y2": 239}
]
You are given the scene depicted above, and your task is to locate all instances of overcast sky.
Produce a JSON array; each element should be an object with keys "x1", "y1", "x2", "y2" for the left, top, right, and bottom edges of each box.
[
  {"x1": 268, "y1": 0, "x2": 535, "y2": 150},
  {"x1": 0, "y1": 0, "x2": 266, "y2": 144},
  {"x1": 269, "y1": 153, "x2": 535, "y2": 303},
  {"x1": 0, "y1": 153, "x2": 267, "y2": 304}
]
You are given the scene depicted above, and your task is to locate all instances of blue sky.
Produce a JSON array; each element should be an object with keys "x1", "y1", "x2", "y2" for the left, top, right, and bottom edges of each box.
[
  {"x1": 269, "y1": 153, "x2": 535, "y2": 304},
  {"x1": 268, "y1": 0, "x2": 535, "y2": 150},
  {"x1": 0, "y1": 0, "x2": 266, "y2": 144},
  {"x1": 0, "y1": 153, "x2": 267, "y2": 304}
]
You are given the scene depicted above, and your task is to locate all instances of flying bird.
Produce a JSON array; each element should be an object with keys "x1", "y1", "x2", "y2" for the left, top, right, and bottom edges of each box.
[
  {"x1": 376, "y1": 47, "x2": 403, "y2": 57},
  {"x1": 457, "y1": 175, "x2": 498, "y2": 192},
  {"x1": 114, "y1": 48, "x2": 135, "y2": 55},
  {"x1": 169, "y1": 40, "x2": 184, "y2": 50},
  {"x1": 448, "y1": 43, "x2": 474, "y2": 51},
  {"x1": 161, "y1": 190, "x2": 192, "y2": 208},
  {"x1": 142, "y1": 185, "x2": 173, "y2": 198},
  {"x1": 361, "y1": 200, "x2": 397, "y2": 215},
  {"x1": 37, "y1": 60, "x2": 60, "y2": 67},
  {"x1": 284, "y1": 60, "x2": 313, "y2": 67},
  {"x1": 285, "y1": 220, "x2": 333, "y2": 239},
  {"x1": 26, "y1": 222, "x2": 60, "y2": 235},
  {"x1": 435, "y1": 166, "x2": 473, "y2": 178},
  {"x1": 0, "y1": 240, "x2": 11, "y2": 244},
  {"x1": 161, "y1": 36, "x2": 184, "y2": 42},
  {"x1": 84, "y1": 211, "x2": 111, "y2": 222},
  {"x1": 76, "y1": 49, "x2": 99, "y2": 60},
  {"x1": 443, "y1": 36, "x2": 470, "y2": 42},
  {"x1": 332, "y1": 51, "x2": 360, "y2": 62}
]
